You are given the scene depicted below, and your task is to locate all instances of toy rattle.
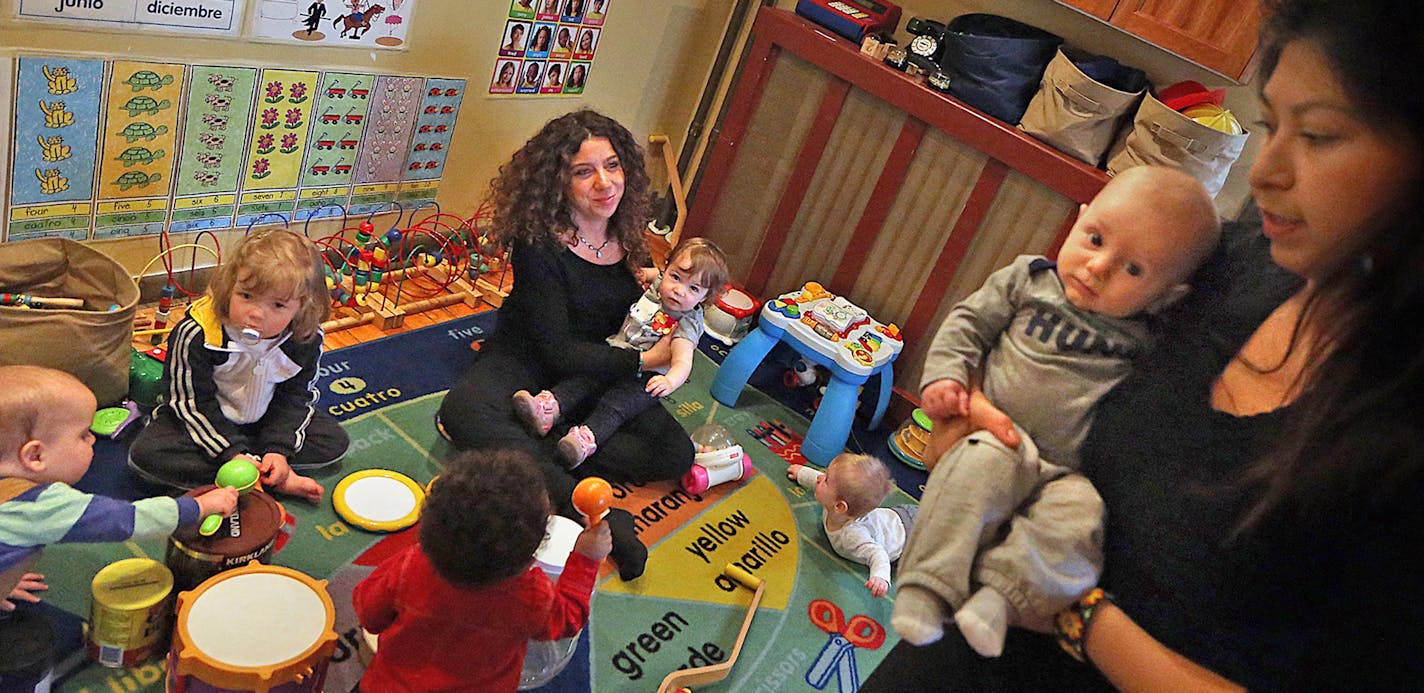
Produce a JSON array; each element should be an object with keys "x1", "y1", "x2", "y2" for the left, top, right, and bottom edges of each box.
[
  {"x1": 198, "y1": 457, "x2": 261, "y2": 536},
  {"x1": 572, "y1": 477, "x2": 612, "y2": 525}
]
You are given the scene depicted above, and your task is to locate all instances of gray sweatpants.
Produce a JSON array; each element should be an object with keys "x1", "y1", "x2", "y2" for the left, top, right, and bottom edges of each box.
[{"x1": 896, "y1": 427, "x2": 1103, "y2": 632}]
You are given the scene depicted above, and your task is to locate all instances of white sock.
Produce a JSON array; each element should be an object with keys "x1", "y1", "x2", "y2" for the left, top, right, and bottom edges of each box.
[
  {"x1": 891, "y1": 585, "x2": 949, "y2": 646},
  {"x1": 955, "y1": 587, "x2": 1011, "y2": 657}
]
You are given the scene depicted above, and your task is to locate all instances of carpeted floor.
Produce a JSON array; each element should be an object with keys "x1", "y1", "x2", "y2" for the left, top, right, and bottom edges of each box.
[{"x1": 32, "y1": 312, "x2": 927, "y2": 692}]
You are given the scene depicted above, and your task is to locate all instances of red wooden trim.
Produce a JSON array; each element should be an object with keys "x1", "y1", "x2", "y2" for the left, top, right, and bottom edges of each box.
[
  {"x1": 744, "y1": 78, "x2": 852, "y2": 296},
  {"x1": 1045, "y1": 207, "x2": 1080, "y2": 260},
  {"x1": 902, "y1": 160, "x2": 1009, "y2": 349},
  {"x1": 684, "y1": 33, "x2": 781, "y2": 236},
  {"x1": 829, "y1": 117, "x2": 926, "y2": 294},
  {"x1": 753, "y1": 7, "x2": 1108, "y2": 204}
]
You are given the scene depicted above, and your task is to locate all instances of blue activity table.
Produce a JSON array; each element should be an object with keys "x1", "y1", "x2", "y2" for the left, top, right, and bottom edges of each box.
[{"x1": 711, "y1": 283, "x2": 903, "y2": 466}]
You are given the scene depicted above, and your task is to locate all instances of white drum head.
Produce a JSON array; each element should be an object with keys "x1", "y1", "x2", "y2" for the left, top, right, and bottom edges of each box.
[
  {"x1": 333, "y1": 469, "x2": 426, "y2": 532},
  {"x1": 533, "y1": 516, "x2": 582, "y2": 579},
  {"x1": 186, "y1": 573, "x2": 327, "y2": 668}
]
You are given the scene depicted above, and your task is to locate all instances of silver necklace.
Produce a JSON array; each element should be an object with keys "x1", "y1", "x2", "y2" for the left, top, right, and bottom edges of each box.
[{"x1": 576, "y1": 233, "x2": 612, "y2": 258}]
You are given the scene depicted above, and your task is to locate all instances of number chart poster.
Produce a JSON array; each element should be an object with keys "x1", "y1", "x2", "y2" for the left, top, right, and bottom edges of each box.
[
  {"x1": 7, "y1": 56, "x2": 104, "y2": 242},
  {"x1": 490, "y1": 0, "x2": 606, "y2": 96},
  {"x1": 171, "y1": 65, "x2": 259, "y2": 233},
  {"x1": 250, "y1": 0, "x2": 415, "y2": 49},
  {"x1": 93, "y1": 60, "x2": 185, "y2": 239},
  {"x1": 398, "y1": 77, "x2": 465, "y2": 209},
  {"x1": 347, "y1": 75, "x2": 421, "y2": 216},
  {"x1": 295, "y1": 72, "x2": 375, "y2": 222},
  {"x1": 233, "y1": 68, "x2": 320, "y2": 228}
]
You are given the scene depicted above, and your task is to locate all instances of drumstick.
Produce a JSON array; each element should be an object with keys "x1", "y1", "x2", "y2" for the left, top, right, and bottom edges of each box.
[
  {"x1": 0, "y1": 293, "x2": 84, "y2": 309},
  {"x1": 655, "y1": 564, "x2": 765, "y2": 693}
]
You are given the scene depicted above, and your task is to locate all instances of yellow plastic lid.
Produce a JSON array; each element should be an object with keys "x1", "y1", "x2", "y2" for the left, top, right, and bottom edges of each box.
[
  {"x1": 91, "y1": 558, "x2": 173, "y2": 609},
  {"x1": 333, "y1": 469, "x2": 426, "y2": 532}
]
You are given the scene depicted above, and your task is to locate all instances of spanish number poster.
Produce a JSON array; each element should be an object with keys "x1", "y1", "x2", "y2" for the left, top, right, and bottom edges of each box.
[{"x1": 490, "y1": 0, "x2": 607, "y2": 96}]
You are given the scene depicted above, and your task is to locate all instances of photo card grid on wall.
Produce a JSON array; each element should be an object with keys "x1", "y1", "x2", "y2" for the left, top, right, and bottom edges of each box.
[
  {"x1": 3, "y1": 56, "x2": 465, "y2": 243},
  {"x1": 491, "y1": 0, "x2": 605, "y2": 96}
]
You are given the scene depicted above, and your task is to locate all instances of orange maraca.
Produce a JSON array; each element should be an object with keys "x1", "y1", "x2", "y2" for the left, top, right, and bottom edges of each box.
[{"x1": 572, "y1": 476, "x2": 612, "y2": 524}]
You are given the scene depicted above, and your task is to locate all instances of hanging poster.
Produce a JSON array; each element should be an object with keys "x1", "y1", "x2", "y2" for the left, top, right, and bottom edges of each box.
[
  {"x1": 171, "y1": 65, "x2": 259, "y2": 233},
  {"x1": 488, "y1": 0, "x2": 607, "y2": 96},
  {"x1": 294, "y1": 71, "x2": 375, "y2": 221},
  {"x1": 250, "y1": 0, "x2": 414, "y2": 49},
  {"x1": 14, "y1": 0, "x2": 244, "y2": 36},
  {"x1": 348, "y1": 75, "x2": 421, "y2": 216},
  {"x1": 399, "y1": 78, "x2": 464, "y2": 209},
  {"x1": 6, "y1": 57, "x2": 104, "y2": 242},
  {"x1": 90, "y1": 61, "x2": 185, "y2": 239},
  {"x1": 234, "y1": 68, "x2": 320, "y2": 229}
]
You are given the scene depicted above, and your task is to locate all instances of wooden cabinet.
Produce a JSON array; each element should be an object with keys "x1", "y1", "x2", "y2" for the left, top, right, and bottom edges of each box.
[{"x1": 1058, "y1": 0, "x2": 1262, "y2": 81}]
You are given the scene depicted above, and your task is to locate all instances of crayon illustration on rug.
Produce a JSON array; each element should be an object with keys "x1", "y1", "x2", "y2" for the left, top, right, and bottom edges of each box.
[{"x1": 33, "y1": 313, "x2": 918, "y2": 693}]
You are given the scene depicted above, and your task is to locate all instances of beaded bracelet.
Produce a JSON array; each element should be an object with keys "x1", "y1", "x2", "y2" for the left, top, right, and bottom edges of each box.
[{"x1": 1054, "y1": 587, "x2": 1113, "y2": 663}]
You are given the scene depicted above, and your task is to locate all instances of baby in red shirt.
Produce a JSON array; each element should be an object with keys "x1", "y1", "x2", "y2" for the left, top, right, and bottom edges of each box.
[{"x1": 354, "y1": 449, "x2": 611, "y2": 692}]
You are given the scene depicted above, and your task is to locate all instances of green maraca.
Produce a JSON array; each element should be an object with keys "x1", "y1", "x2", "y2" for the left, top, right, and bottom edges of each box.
[{"x1": 198, "y1": 457, "x2": 262, "y2": 537}]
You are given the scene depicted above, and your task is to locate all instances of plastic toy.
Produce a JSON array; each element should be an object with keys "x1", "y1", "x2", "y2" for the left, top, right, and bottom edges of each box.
[
  {"x1": 887, "y1": 408, "x2": 932, "y2": 470},
  {"x1": 783, "y1": 356, "x2": 821, "y2": 389},
  {"x1": 572, "y1": 476, "x2": 612, "y2": 524},
  {"x1": 91, "y1": 400, "x2": 142, "y2": 439},
  {"x1": 198, "y1": 457, "x2": 261, "y2": 536},
  {"x1": 332, "y1": 469, "x2": 425, "y2": 532},
  {"x1": 681, "y1": 424, "x2": 756, "y2": 495}
]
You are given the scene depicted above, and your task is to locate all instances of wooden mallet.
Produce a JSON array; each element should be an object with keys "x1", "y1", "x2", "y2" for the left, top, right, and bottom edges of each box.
[{"x1": 655, "y1": 564, "x2": 765, "y2": 692}]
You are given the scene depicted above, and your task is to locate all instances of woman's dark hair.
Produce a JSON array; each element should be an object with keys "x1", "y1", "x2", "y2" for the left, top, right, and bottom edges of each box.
[
  {"x1": 419, "y1": 449, "x2": 551, "y2": 586},
  {"x1": 488, "y1": 109, "x2": 650, "y2": 270},
  {"x1": 1235, "y1": 0, "x2": 1424, "y2": 534},
  {"x1": 533, "y1": 25, "x2": 551, "y2": 51}
]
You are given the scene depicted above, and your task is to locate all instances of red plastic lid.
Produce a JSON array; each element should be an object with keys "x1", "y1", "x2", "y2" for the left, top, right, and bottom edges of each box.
[{"x1": 1158, "y1": 80, "x2": 1226, "y2": 112}]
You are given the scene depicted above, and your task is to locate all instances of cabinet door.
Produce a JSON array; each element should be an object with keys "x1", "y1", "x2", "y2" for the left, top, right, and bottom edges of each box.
[
  {"x1": 1059, "y1": 0, "x2": 1120, "y2": 21},
  {"x1": 1110, "y1": 0, "x2": 1261, "y2": 79}
]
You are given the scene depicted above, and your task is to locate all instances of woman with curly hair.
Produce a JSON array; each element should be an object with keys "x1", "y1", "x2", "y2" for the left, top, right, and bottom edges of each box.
[{"x1": 438, "y1": 110, "x2": 692, "y2": 581}]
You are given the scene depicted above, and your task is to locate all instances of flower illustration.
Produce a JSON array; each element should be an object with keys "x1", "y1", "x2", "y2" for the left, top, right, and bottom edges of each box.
[
  {"x1": 252, "y1": 158, "x2": 271, "y2": 179},
  {"x1": 284, "y1": 108, "x2": 303, "y2": 129},
  {"x1": 280, "y1": 133, "x2": 299, "y2": 154},
  {"x1": 256, "y1": 133, "x2": 275, "y2": 154},
  {"x1": 260, "y1": 108, "x2": 279, "y2": 129},
  {"x1": 288, "y1": 82, "x2": 308, "y2": 103},
  {"x1": 265, "y1": 81, "x2": 285, "y2": 103}
]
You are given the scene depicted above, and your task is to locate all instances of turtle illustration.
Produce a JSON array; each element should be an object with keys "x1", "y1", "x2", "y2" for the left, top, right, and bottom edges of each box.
[
  {"x1": 117, "y1": 122, "x2": 168, "y2": 142},
  {"x1": 113, "y1": 171, "x2": 161, "y2": 190},
  {"x1": 124, "y1": 71, "x2": 173, "y2": 92},
  {"x1": 121, "y1": 96, "x2": 171, "y2": 117},
  {"x1": 115, "y1": 147, "x2": 165, "y2": 167}
]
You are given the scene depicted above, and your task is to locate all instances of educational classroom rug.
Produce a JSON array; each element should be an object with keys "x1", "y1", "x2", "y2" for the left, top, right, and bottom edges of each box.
[{"x1": 38, "y1": 313, "x2": 919, "y2": 693}]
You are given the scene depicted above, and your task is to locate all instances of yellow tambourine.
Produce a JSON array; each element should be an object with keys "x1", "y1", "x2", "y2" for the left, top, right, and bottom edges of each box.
[{"x1": 332, "y1": 469, "x2": 426, "y2": 532}]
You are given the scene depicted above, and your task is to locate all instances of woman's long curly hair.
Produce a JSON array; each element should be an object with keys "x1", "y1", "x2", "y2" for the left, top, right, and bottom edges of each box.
[
  {"x1": 1232, "y1": 0, "x2": 1424, "y2": 535},
  {"x1": 488, "y1": 109, "x2": 650, "y2": 271}
]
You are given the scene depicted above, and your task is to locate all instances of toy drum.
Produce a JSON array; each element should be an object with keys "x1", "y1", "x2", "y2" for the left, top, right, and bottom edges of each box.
[
  {"x1": 167, "y1": 487, "x2": 286, "y2": 594},
  {"x1": 167, "y1": 562, "x2": 337, "y2": 693},
  {"x1": 88, "y1": 558, "x2": 174, "y2": 668},
  {"x1": 705, "y1": 286, "x2": 760, "y2": 345},
  {"x1": 332, "y1": 469, "x2": 425, "y2": 533},
  {"x1": 519, "y1": 516, "x2": 584, "y2": 690}
]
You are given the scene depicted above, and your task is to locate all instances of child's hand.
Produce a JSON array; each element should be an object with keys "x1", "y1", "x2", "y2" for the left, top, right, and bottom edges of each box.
[
  {"x1": 573, "y1": 519, "x2": 613, "y2": 562},
  {"x1": 636, "y1": 266, "x2": 659, "y2": 290},
  {"x1": 645, "y1": 374, "x2": 675, "y2": 397},
  {"x1": 866, "y1": 577, "x2": 889, "y2": 598},
  {"x1": 258, "y1": 452, "x2": 292, "y2": 489},
  {"x1": 920, "y1": 379, "x2": 969, "y2": 419},
  {"x1": 2, "y1": 573, "x2": 47, "y2": 612},
  {"x1": 196, "y1": 486, "x2": 240, "y2": 518},
  {"x1": 786, "y1": 464, "x2": 805, "y2": 482}
]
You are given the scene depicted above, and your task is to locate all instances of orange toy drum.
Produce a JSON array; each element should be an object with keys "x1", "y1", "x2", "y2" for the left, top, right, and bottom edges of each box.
[
  {"x1": 167, "y1": 562, "x2": 337, "y2": 693},
  {"x1": 705, "y1": 286, "x2": 760, "y2": 345},
  {"x1": 166, "y1": 487, "x2": 287, "y2": 595}
]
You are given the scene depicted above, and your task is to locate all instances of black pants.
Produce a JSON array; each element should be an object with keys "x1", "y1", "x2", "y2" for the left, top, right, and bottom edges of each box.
[
  {"x1": 436, "y1": 346, "x2": 692, "y2": 577},
  {"x1": 860, "y1": 627, "x2": 1110, "y2": 692},
  {"x1": 128, "y1": 405, "x2": 349, "y2": 490},
  {"x1": 553, "y1": 371, "x2": 660, "y2": 445}
]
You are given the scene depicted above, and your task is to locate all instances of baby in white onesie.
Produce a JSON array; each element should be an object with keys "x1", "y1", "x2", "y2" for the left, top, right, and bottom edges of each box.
[{"x1": 789, "y1": 453, "x2": 916, "y2": 597}]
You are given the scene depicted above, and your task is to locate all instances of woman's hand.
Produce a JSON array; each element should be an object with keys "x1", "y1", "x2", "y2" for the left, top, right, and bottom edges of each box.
[{"x1": 923, "y1": 387, "x2": 1020, "y2": 471}]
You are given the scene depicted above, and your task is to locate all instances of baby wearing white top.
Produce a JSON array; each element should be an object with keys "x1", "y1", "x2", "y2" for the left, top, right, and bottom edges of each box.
[{"x1": 789, "y1": 453, "x2": 916, "y2": 597}]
